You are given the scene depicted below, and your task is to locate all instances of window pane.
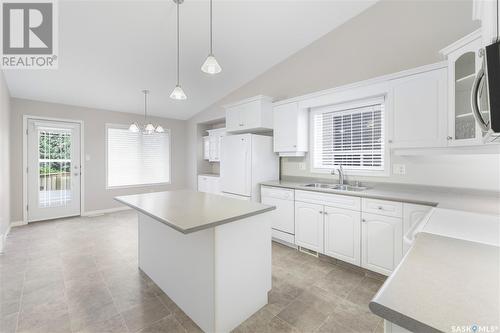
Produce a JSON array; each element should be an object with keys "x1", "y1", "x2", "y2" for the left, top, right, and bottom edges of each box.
[{"x1": 107, "y1": 127, "x2": 170, "y2": 187}]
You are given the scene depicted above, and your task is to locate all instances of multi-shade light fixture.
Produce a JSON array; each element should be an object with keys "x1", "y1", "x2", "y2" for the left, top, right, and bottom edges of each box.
[
  {"x1": 170, "y1": 0, "x2": 222, "y2": 101},
  {"x1": 129, "y1": 90, "x2": 165, "y2": 134}
]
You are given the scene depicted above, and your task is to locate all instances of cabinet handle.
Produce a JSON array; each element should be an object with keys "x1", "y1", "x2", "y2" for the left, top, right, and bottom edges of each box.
[
  {"x1": 447, "y1": 136, "x2": 453, "y2": 140},
  {"x1": 239, "y1": 123, "x2": 244, "y2": 126},
  {"x1": 362, "y1": 219, "x2": 366, "y2": 222},
  {"x1": 319, "y1": 211, "x2": 323, "y2": 214},
  {"x1": 377, "y1": 206, "x2": 383, "y2": 210},
  {"x1": 388, "y1": 140, "x2": 393, "y2": 144},
  {"x1": 323, "y1": 212, "x2": 328, "y2": 215}
]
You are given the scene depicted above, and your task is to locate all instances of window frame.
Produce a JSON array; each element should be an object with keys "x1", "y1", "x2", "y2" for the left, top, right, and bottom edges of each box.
[
  {"x1": 309, "y1": 96, "x2": 390, "y2": 177},
  {"x1": 105, "y1": 123, "x2": 172, "y2": 189}
]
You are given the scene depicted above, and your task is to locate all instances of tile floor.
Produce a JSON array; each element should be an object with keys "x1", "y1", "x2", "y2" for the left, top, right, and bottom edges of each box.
[{"x1": 1, "y1": 210, "x2": 385, "y2": 333}]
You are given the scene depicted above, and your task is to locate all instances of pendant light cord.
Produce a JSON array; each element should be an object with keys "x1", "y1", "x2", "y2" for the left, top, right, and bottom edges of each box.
[
  {"x1": 144, "y1": 90, "x2": 148, "y2": 121},
  {"x1": 210, "y1": 0, "x2": 213, "y2": 54},
  {"x1": 176, "y1": 1, "x2": 180, "y2": 85}
]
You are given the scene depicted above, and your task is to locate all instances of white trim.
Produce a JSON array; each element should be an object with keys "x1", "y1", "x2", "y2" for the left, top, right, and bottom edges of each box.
[
  {"x1": 393, "y1": 144, "x2": 500, "y2": 156},
  {"x1": 23, "y1": 115, "x2": 85, "y2": 224},
  {"x1": 272, "y1": 62, "x2": 447, "y2": 107},
  {"x1": 10, "y1": 220, "x2": 27, "y2": 227},
  {"x1": 439, "y1": 29, "x2": 482, "y2": 56},
  {"x1": 81, "y1": 206, "x2": 132, "y2": 217},
  {"x1": 223, "y1": 95, "x2": 273, "y2": 109},
  {"x1": 105, "y1": 123, "x2": 172, "y2": 189}
]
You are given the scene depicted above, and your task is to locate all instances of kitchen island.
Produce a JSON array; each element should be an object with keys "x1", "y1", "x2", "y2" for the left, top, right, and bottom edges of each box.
[{"x1": 115, "y1": 190, "x2": 275, "y2": 333}]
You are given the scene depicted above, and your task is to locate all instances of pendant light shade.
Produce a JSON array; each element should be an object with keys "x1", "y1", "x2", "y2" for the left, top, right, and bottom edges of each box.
[
  {"x1": 170, "y1": 85, "x2": 187, "y2": 100},
  {"x1": 201, "y1": 0, "x2": 222, "y2": 74},
  {"x1": 155, "y1": 125, "x2": 165, "y2": 133},
  {"x1": 201, "y1": 54, "x2": 221, "y2": 74},
  {"x1": 129, "y1": 122, "x2": 140, "y2": 133},
  {"x1": 171, "y1": 0, "x2": 187, "y2": 100}
]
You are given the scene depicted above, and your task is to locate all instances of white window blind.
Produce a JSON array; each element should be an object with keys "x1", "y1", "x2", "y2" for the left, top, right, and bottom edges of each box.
[
  {"x1": 107, "y1": 126, "x2": 170, "y2": 187},
  {"x1": 312, "y1": 98, "x2": 385, "y2": 171}
]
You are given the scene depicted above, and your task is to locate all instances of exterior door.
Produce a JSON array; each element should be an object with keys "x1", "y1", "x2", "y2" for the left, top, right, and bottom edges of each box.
[
  {"x1": 324, "y1": 206, "x2": 361, "y2": 265},
  {"x1": 27, "y1": 119, "x2": 81, "y2": 222},
  {"x1": 294, "y1": 201, "x2": 324, "y2": 253}
]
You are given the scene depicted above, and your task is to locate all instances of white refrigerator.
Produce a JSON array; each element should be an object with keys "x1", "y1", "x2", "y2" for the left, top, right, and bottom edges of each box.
[{"x1": 220, "y1": 134, "x2": 279, "y2": 201}]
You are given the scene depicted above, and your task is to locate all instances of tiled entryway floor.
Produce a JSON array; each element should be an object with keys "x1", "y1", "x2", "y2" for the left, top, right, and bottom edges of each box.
[{"x1": 1, "y1": 211, "x2": 385, "y2": 333}]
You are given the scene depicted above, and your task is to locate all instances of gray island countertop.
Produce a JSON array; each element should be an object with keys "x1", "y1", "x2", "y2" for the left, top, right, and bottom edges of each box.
[
  {"x1": 369, "y1": 233, "x2": 500, "y2": 332},
  {"x1": 260, "y1": 178, "x2": 500, "y2": 215},
  {"x1": 115, "y1": 190, "x2": 275, "y2": 234}
]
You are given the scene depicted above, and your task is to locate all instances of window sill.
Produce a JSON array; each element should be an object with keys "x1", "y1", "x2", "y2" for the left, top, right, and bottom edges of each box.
[
  {"x1": 106, "y1": 182, "x2": 172, "y2": 190},
  {"x1": 309, "y1": 168, "x2": 390, "y2": 177}
]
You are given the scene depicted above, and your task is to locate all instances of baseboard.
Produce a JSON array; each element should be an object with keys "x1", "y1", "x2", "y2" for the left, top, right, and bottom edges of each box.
[
  {"x1": 10, "y1": 220, "x2": 27, "y2": 227},
  {"x1": 82, "y1": 206, "x2": 132, "y2": 217},
  {"x1": 0, "y1": 225, "x2": 12, "y2": 253}
]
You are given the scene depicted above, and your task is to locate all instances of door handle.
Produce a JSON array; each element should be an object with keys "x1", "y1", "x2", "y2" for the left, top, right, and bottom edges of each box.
[{"x1": 470, "y1": 60, "x2": 489, "y2": 132}]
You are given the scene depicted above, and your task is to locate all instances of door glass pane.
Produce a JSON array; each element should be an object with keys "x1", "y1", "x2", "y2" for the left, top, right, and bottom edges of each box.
[
  {"x1": 454, "y1": 52, "x2": 476, "y2": 140},
  {"x1": 38, "y1": 127, "x2": 72, "y2": 208}
]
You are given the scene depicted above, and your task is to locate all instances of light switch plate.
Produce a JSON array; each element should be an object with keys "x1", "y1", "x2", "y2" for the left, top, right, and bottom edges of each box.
[{"x1": 393, "y1": 164, "x2": 406, "y2": 175}]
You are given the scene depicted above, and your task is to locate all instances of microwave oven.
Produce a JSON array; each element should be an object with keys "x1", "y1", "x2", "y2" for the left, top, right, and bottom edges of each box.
[{"x1": 471, "y1": 40, "x2": 500, "y2": 142}]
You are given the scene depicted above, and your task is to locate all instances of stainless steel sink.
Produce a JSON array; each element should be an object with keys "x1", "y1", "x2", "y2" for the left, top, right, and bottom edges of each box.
[{"x1": 302, "y1": 183, "x2": 368, "y2": 192}]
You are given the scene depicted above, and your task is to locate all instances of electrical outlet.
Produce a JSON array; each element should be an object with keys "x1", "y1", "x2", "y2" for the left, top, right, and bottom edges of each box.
[
  {"x1": 393, "y1": 164, "x2": 406, "y2": 175},
  {"x1": 298, "y1": 162, "x2": 306, "y2": 170}
]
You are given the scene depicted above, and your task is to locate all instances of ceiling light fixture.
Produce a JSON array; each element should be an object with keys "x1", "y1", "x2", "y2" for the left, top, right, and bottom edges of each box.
[
  {"x1": 201, "y1": 0, "x2": 222, "y2": 74},
  {"x1": 129, "y1": 90, "x2": 165, "y2": 134},
  {"x1": 170, "y1": 0, "x2": 187, "y2": 100}
]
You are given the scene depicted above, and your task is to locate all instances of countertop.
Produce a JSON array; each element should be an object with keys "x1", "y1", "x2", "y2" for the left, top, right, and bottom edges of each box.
[
  {"x1": 369, "y1": 232, "x2": 500, "y2": 332},
  {"x1": 115, "y1": 190, "x2": 275, "y2": 234},
  {"x1": 260, "y1": 178, "x2": 500, "y2": 215}
]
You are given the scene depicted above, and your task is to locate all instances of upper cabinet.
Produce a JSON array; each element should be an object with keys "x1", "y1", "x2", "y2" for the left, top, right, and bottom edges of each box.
[
  {"x1": 272, "y1": 102, "x2": 308, "y2": 156},
  {"x1": 204, "y1": 128, "x2": 225, "y2": 162},
  {"x1": 473, "y1": 0, "x2": 500, "y2": 47},
  {"x1": 225, "y1": 95, "x2": 273, "y2": 133},
  {"x1": 440, "y1": 30, "x2": 483, "y2": 146},
  {"x1": 390, "y1": 66, "x2": 448, "y2": 149}
]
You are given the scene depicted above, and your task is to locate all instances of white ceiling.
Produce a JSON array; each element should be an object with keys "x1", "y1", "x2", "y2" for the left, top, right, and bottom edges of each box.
[{"x1": 4, "y1": 0, "x2": 378, "y2": 120}]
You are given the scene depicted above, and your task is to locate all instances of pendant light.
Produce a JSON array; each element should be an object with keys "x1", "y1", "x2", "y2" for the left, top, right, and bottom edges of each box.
[
  {"x1": 201, "y1": 0, "x2": 222, "y2": 74},
  {"x1": 170, "y1": 0, "x2": 187, "y2": 100},
  {"x1": 129, "y1": 90, "x2": 164, "y2": 134}
]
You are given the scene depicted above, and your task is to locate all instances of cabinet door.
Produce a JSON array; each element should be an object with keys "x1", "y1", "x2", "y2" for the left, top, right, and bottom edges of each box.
[
  {"x1": 324, "y1": 206, "x2": 361, "y2": 265},
  {"x1": 208, "y1": 177, "x2": 221, "y2": 194},
  {"x1": 208, "y1": 135, "x2": 218, "y2": 162},
  {"x1": 198, "y1": 176, "x2": 209, "y2": 193},
  {"x1": 295, "y1": 201, "x2": 324, "y2": 253},
  {"x1": 402, "y1": 203, "x2": 432, "y2": 255},
  {"x1": 239, "y1": 100, "x2": 261, "y2": 130},
  {"x1": 225, "y1": 107, "x2": 241, "y2": 132},
  {"x1": 203, "y1": 136, "x2": 210, "y2": 160},
  {"x1": 273, "y1": 103, "x2": 298, "y2": 152},
  {"x1": 391, "y1": 68, "x2": 447, "y2": 148},
  {"x1": 447, "y1": 37, "x2": 483, "y2": 146},
  {"x1": 361, "y1": 213, "x2": 402, "y2": 276}
]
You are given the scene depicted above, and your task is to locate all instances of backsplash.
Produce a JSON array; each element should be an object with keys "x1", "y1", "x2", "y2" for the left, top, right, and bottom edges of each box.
[{"x1": 280, "y1": 153, "x2": 500, "y2": 191}]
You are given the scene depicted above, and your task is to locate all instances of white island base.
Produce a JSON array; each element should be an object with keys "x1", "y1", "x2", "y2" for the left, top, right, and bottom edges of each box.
[{"x1": 138, "y1": 212, "x2": 271, "y2": 333}]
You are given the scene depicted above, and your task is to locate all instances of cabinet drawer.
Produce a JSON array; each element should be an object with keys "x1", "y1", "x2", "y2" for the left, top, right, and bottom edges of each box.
[
  {"x1": 261, "y1": 186, "x2": 294, "y2": 201},
  {"x1": 362, "y1": 198, "x2": 403, "y2": 218},
  {"x1": 295, "y1": 190, "x2": 361, "y2": 211}
]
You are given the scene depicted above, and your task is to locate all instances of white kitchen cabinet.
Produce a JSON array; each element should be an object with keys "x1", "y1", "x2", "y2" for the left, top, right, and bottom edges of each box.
[
  {"x1": 402, "y1": 203, "x2": 432, "y2": 255},
  {"x1": 390, "y1": 67, "x2": 448, "y2": 148},
  {"x1": 441, "y1": 30, "x2": 484, "y2": 146},
  {"x1": 324, "y1": 206, "x2": 361, "y2": 266},
  {"x1": 202, "y1": 136, "x2": 210, "y2": 160},
  {"x1": 272, "y1": 102, "x2": 308, "y2": 156},
  {"x1": 225, "y1": 96, "x2": 273, "y2": 133},
  {"x1": 206, "y1": 128, "x2": 225, "y2": 162},
  {"x1": 295, "y1": 201, "x2": 324, "y2": 253},
  {"x1": 473, "y1": 0, "x2": 499, "y2": 47},
  {"x1": 361, "y1": 212, "x2": 403, "y2": 276},
  {"x1": 261, "y1": 186, "x2": 295, "y2": 244},
  {"x1": 197, "y1": 175, "x2": 220, "y2": 194}
]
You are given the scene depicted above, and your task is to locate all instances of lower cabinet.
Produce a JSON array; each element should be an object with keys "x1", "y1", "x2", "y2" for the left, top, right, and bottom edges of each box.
[
  {"x1": 324, "y1": 206, "x2": 361, "y2": 266},
  {"x1": 295, "y1": 201, "x2": 324, "y2": 253},
  {"x1": 197, "y1": 175, "x2": 221, "y2": 194},
  {"x1": 361, "y1": 212, "x2": 403, "y2": 276}
]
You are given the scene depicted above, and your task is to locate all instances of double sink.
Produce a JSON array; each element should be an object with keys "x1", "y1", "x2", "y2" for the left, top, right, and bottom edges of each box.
[{"x1": 302, "y1": 183, "x2": 368, "y2": 192}]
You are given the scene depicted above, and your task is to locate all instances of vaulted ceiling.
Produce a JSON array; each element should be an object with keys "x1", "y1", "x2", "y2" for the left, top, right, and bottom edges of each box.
[{"x1": 4, "y1": 0, "x2": 378, "y2": 120}]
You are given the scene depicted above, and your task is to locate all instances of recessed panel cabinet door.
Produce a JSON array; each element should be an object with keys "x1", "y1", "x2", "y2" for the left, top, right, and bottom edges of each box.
[
  {"x1": 361, "y1": 213, "x2": 403, "y2": 276},
  {"x1": 324, "y1": 207, "x2": 361, "y2": 265},
  {"x1": 294, "y1": 201, "x2": 324, "y2": 253}
]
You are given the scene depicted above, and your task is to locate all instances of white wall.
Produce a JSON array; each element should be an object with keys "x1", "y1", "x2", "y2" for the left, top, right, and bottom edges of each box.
[
  {"x1": 10, "y1": 98, "x2": 187, "y2": 222},
  {"x1": 0, "y1": 71, "x2": 11, "y2": 250},
  {"x1": 186, "y1": 0, "x2": 500, "y2": 191}
]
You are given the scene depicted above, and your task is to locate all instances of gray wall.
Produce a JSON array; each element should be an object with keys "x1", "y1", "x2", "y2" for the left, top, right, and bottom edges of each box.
[
  {"x1": 10, "y1": 98, "x2": 187, "y2": 222},
  {"x1": 0, "y1": 71, "x2": 11, "y2": 243},
  {"x1": 186, "y1": 0, "x2": 500, "y2": 191}
]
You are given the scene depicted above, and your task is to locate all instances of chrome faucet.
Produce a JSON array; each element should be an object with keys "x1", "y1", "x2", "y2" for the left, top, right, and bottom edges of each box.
[{"x1": 331, "y1": 165, "x2": 345, "y2": 185}]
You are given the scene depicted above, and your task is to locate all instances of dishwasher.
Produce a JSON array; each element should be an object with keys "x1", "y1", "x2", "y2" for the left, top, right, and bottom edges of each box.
[{"x1": 261, "y1": 186, "x2": 295, "y2": 245}]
